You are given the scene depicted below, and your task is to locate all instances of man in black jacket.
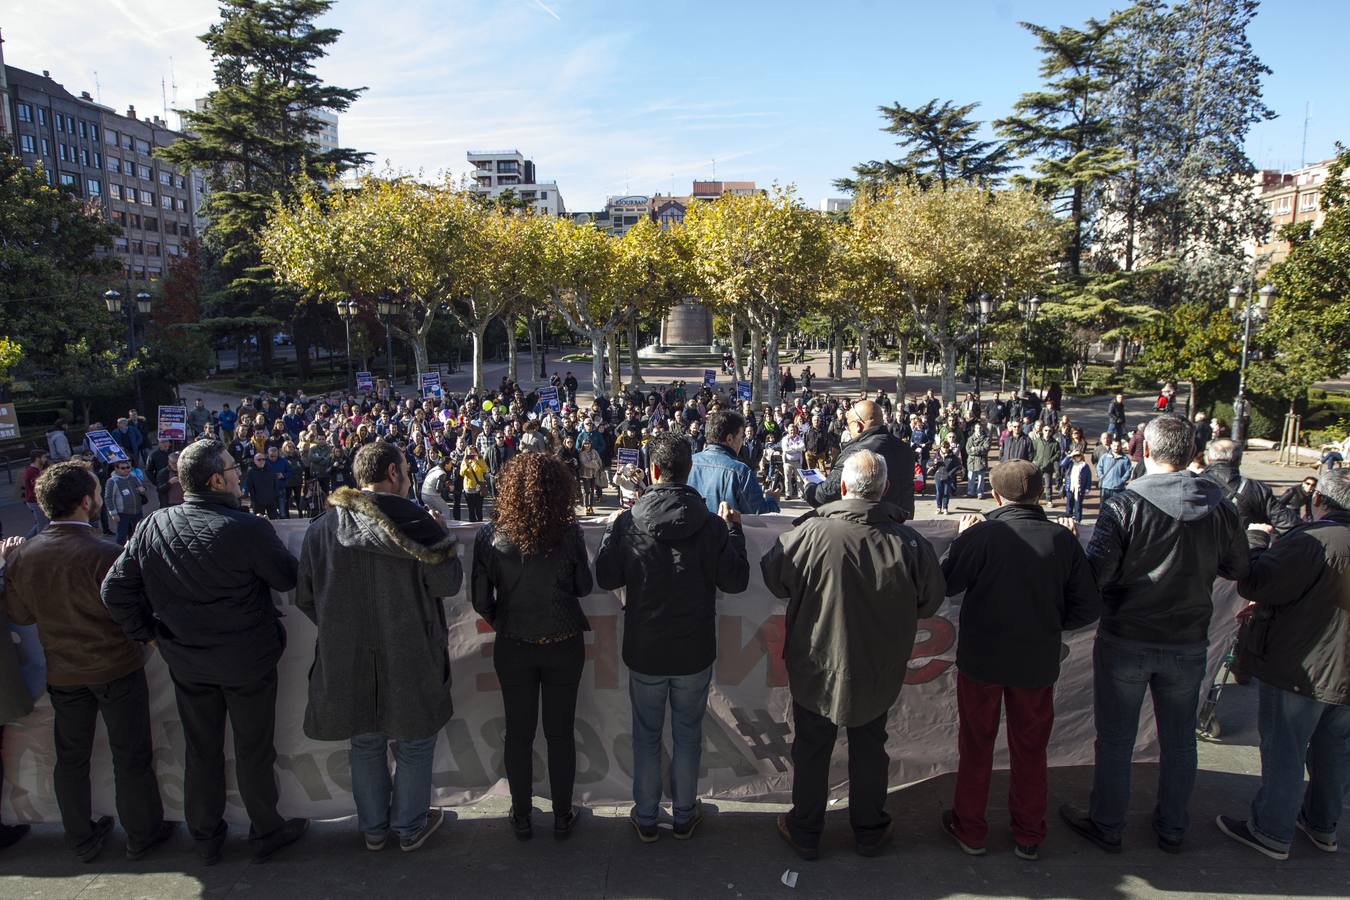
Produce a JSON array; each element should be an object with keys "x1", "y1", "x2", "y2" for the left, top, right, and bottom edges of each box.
[
  {"x1": 1061, "y1": 415, "x2": 1249, "y2": 854},
  {"x1": 1201, "y1": 438, "x2": 1300, "y2": 536},
  {"x1": 594, "y1": 432, "x2": 749, "y2": 843},
  {"x1": 805, "y1": 400, "x2": 915, "y2": 520},
  {"x1": 939, "y1": 461, "x2": 1099, "y2": 861},
  {"x1": 1216, "y1": 469, "x2": 1350, "y2": 860},
  {"x1": 102, "y1": 440, "x2": 308, "y2": 865}
]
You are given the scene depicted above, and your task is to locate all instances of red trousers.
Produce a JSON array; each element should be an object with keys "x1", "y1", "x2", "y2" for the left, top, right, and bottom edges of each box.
[{"x1": 950, "y1": 672, "x2": 1055, "y2": 847}]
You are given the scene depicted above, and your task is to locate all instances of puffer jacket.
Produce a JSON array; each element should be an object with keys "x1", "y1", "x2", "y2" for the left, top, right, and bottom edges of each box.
[
  {"x1": 805, "y1": 425, "x2": 916, "y2": 520},
  {"x1": 102, "y1": 491, "x2": 299, "y2": 685},
  {"x1": 297, "y1": 488, "x2": 462, "y2": 741},
  {"x1": 760, "y1": 498, "x2": 945, "y2": 727},
  {"x1": 1237, "y1": 510, "x2": 1350, "y2": 705},
  {"x1": 1087, "y1": 471, "x2": 1249, "y2": 645},
  {"x1": 471, "y1": 522, "x2": 591, "y2": 641},
  {"x1": 594, "y1": 482, "x2": 749, "y2": 676}
]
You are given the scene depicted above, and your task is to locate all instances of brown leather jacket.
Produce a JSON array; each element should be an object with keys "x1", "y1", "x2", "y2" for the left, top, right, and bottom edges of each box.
[{"x1": 4, "y1": 523, "x2": 143, "y2": 685}]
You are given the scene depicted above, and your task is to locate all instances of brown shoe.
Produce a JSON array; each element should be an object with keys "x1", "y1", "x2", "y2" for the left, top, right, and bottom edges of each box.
[{"x1": 777, "y1": 814, "x2": 819, "y2": 861}]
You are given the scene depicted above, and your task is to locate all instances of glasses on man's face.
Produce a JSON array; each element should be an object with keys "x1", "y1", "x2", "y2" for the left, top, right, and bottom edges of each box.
[{"x1": 221, "y1": 464, "x2": 239, "y2": 475}]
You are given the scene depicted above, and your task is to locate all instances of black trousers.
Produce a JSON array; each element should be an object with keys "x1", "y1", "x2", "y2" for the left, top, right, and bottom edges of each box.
[
  {"x1": 171, "y1": 668, "x2": 285, "y2": 843},
  {"x1": 494, "y1": 635, "x2": 584, "y2": 816},
  {"x1": 787, "y1": 702, "x2": 891, "y2": 847},
  {"x1": 48, "y1": 669, "x2": 164, "y2": 851},
  {"x1": 465, "y1": 491, "x2": 484, "y2": 522}
]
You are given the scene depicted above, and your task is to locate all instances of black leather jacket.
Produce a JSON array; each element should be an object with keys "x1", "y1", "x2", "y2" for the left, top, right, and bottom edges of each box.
[
  {"x1": 1087, "y1": 471, "x2": 1249, "y2": 645},
  {"x1": 1201, "y1": 463, "x2": 1301, "y2": 536},
  {"x1": 470, "y1": 523, "x2": 592, "y2": 641}
]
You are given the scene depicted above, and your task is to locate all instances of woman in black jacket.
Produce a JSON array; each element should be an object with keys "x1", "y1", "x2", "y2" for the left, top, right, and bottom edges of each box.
[{"x1": 471, "y1": 452, "x2": 593, "y2": 841}]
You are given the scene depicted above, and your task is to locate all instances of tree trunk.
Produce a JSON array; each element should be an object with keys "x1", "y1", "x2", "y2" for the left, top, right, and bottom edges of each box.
[
  {"x1": 826, "y1": 329, "x2": 835, "y2": 379},
  {"x1": 748, "y1": 329, "x2": 764, "y2": 406},
  {"x1": 896, "y1": 332, "x2": 910, "y2": 399},
  {"x1": 528, "y1": 314, "x2": 542, "y2": 382},
  {"x1": 627, "y1": 318, "x2": 644, "y2": 387},
  {"x1": 730, "y1": 317, "x2": 745, "y2": 382},
  {"x1": 470, "y1": 322, "x2": 489, "y2": 392},
  {"x1": 608, "y1": 331, "x2": 622, "y2": 398},
  {"x1": 939, "y1": 340, "x2": 959, "y2": 405},
  {"x1": 766, "y1": 331, "x2": 781, "y2": 408},
  {"x1": 589, "y1": 332, "x2": 606, "y2": 399},
  {"x1": 833, "y1": 332, "x2": 844, "y2": 385},
  {"x1": 506, "y1": 315, "x2": 519, "y2": 383},
  {"x1": 1112, "y1": 337, "x2": 1127, "y2": 377},
  {"x1": 858, "y1": 328, "x2": 870, "y2": 394}
]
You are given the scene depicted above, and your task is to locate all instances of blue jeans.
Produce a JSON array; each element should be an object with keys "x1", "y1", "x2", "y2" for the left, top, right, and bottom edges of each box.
[
  {"x1": 629, "y1": 665, "x2": 712, "y2": 827},
  {"x1": 1088, "y1": 633, "x2": 1207, "y2": 843},
  {"x1": 1250, "y1": 679, "x2": 1350, "y2": 850},
  {"x1": 25, "y1": 501, "x2": 49, "y2": 538},
  {"x1": 965, "y1": 472, "x2": 987, "y2": 497},
  {"x1": 935, "y1": 478, "x2": 952, "y2": 510},
  {"x1": 348, "y1": 732, "x2": 438, "y2": 839},
  {"x1": 115, "y1": 512, "x2": 141, "y2": 545},
  {"x1": 1065, "y1": 491, "x2": 1085, "y2": 522}
]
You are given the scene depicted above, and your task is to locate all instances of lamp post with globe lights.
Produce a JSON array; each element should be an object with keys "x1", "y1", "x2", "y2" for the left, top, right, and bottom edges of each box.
[
  {"x1": 1228, "y1": 282, "x2": 1274, "y2": 447},
  {"x1": 104, "y1": 287, "x2": 153, "y2": 411}
]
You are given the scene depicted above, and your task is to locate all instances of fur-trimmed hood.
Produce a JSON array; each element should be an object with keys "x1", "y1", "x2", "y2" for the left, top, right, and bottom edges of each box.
[{"x1": 326, "y1": 486, "x2": 459, "y2": 565}]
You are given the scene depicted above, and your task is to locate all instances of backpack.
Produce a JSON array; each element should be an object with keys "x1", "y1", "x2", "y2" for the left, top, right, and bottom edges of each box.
[{"x1": 1155, "y1": 394, "x2": 1168, "y2": 411}]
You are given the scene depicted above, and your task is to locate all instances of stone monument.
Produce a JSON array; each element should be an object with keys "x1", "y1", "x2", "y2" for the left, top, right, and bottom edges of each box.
[{"x1": 639, "y1": 296, "x2": 721, "y2": 363}]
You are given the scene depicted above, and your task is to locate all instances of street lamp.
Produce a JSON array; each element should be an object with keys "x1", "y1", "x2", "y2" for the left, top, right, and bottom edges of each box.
[
  {"x1": 376, "y1": 294, "x2": 399, "y2": 385},
  {"x1": 335, "y1": 298, "x2": 358, "y2": 391},
  {"x1": 964, "y1": 291, "x2": 995, "y2": 397},
  {"x1": 1017, "y1": 294, "x2": 1041, "y2": 396},
  {"x1": 104, "y1": 287, "x2": 153, "y2": 411},
  {"x1": 1228, "y1": 282, "x2": 1274, "y2": 446}
]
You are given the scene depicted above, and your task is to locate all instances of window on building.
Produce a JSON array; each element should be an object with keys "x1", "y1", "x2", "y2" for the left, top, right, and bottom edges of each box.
[
  {"x1": 112, "y1": 211, "x2": 126, "y2": 226},
  {"x1": 130, "y1": 241, "x2": 144, "y2": 255},
  {"x1": 161, "y1": 195, "x2": 173, "y2": 210},
  {"x1": 146, "y1": 266, "x2": 161, "y2": 281},
  {"x1": 93, "y1": 151, "x2": 101, "y2": 168},
  {"x1": 106, "y1": 129, "x2": 117, "y2": 145},
  {"x1": 142, "y1": 190, "x2": 155, "y2": 205},
  {"x1": 87, "y1": 178, "x2": 101, "y2": 196},
  {"x1": 176, "y1": 198, "x2": 188, "y2": 212},
  {"x1": 146, "y1": 242, "x2": 160, "y2": 256},
  {"x1": 159, "y1": 171, "x2": 171, "y2": 185},
  {"x1": 114, "y1": 237, "x2": 128, "y2": 252},
  {"x1": 1300, "y1": 192, "x2": 1318, "y2": 212},
  {"x1": 1274, "y1": 196, "x2": 1292, "y2": 214},
  {"x1": 54, "y1": 113, "x2": 64, "y2": 133},
  {"x1": 17, "y1": 103, "x2": 33, "y2": 123},
  {"x1": 40, "y1": 138, "x2": 50, "y2": 156},
  {"x1": 59, "y1": 172, "x2": 77, "y2": 187},
  {"x1": 19, "y1": 134, "x2": 35, "y2": 153},
  {"x1": 129, "y1": 214, "x2": 141, "y2": 228},
  {"x1": 80, "y1": 149, "x2": 89, "y2": 167},
  {"x1": 135, "y1": 139, "x2": 150, "y2": 154},
  {"x1": 121, "y1": 134, "x2": 132, "y2": 149},
  {"x1": 79, "y1": 121, "x2": 88, "y2": 139},
  {"x1": 138, "y1": 164, "x2": 152, "y2": 180},
  {"x1": 144, "y1": 217, "x2": 158, "y2": 232},
  {"x1": 90, "y1": 124, "x2": 99, "y2": 142},
  {"x1": 44, "y1": 171, "x2": 53, "y2": 186},
  {"x1": 540, "y1": 191, "x2": 548, "y2": 200},
  {"x1": 167, "y1": 244, "x2": 180, "y2": 257},
  {"x1": 110, "y1": 184, "x2": 122, "y2": 200},
  {"x1": 175, "y1": 175, "x2": 185, "y2": 189},
  {"x1": 37, "y1": 108, "x2": 49, "y2": 126},
  {"x1": 108, "y1": 157, "x2": 121, "y2": 173},
  {"x1": 178, "y1": 222, "x2": 193, "y2": 236},
  {"x1": 58, "y1": 144, "x2": 68, "y2": 162}
]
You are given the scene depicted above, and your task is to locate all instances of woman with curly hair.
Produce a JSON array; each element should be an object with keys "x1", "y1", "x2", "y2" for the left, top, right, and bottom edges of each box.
[{"x1": 470, "y1": 452, "x2": 593, "y2": 842}]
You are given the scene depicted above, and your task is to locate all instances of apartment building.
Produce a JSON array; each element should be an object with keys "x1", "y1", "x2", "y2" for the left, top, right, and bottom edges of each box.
[
  {"x1": 1250, "y1": 158, "x2": 1336, "y2": 265},
  {"x1": 466, "y1": 149, "x2": 565, "y2": 216}
]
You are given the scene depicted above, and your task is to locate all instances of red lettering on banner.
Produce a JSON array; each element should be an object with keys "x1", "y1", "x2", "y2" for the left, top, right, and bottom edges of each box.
[
  {"x1": 585, "y1": 615, "x2": 620, "y2": 690},
  {"x1": 474, "y1": 619, "x2": 498, "y2": 692},
  {"x1": 905, "y1": 615, "x2": 955, "y2": 684},
  {"x1": 716, "y1": 615, "x2": 787, "y2": 687}
]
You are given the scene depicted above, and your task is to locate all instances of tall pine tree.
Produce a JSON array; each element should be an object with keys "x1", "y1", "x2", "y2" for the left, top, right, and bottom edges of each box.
[{"x1": 158, "y1": 0, "x2": 368, "y2": 373}]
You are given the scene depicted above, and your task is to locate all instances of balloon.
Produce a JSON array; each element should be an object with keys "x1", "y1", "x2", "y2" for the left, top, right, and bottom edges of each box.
[{"x1": 483, "y1": 401, "x2": 494, "y2": 411}]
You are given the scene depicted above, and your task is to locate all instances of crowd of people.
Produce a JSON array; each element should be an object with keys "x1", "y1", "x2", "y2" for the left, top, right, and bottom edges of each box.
[{"x1": 0, "y1": 371, "x2": 1345, "y2": 872}]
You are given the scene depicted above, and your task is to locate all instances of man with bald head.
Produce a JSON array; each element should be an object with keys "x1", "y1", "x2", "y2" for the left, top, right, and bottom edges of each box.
[{"x1": 805, "y1": 399, "x2": 916, "y2": 520}]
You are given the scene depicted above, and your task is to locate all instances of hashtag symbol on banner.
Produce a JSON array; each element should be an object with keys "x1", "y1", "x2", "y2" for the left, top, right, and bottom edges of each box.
[{"x1": 731, "y1": 707, "x2": 791, "y2": 773}]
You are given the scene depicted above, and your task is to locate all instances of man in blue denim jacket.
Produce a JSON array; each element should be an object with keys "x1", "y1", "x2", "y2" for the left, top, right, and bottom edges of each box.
[{"x1": 686, "y1": 410, "x2": 780, "y2": 516}]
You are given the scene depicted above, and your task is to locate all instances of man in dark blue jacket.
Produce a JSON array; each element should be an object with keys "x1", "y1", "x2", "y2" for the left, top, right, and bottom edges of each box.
[{"x1": 103, "y1": 440, "x2": 307, "y2": 865}]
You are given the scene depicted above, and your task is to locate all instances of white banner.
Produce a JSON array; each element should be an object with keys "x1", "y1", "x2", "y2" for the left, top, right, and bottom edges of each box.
[{"x1": 0, "y1": 517, "x2": 1245, "y2": 823}]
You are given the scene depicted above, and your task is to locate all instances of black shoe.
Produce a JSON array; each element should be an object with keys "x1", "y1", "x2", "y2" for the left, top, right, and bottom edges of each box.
[
  {"x1": 511, "y1": 808, "x2": 533, "y2": 841},
  {"x1": 126, "y1": 820, "x2": 177, "y2": 861},
  {"x1": 630, "y1": 810, "x2": 659, "y2": 844},
  {"x1": 399, "y1": 808, "x2": 443, "y2": 853},
  {"x1": 855, "y1": 820, "x2": 895, "y2": 858},
  {"x1": 1296, "y1": 815, "x2": 1339, "y2": 852},
  {"x1": 1215, "y1": 815, "x2": 1288, "y2": 860},
  {"x1": 0, "y1": 823, "x2": 29, "y2": 851},
  {"x1": 672, "y1": 802, "x2": 703, "y2": 841},
  {"x1": 1059, "y1": 804, "x2": 1121, "y2": 854},
  {"x1": 76, "y1": 816, "x2": 116, "y2": 863},
  {"x1": 199, "y1": 820, "x2": 227, "y2": 866},
  {"x1": 1157, "y1": 832, "x2": 1183, "y2": 854},
  {"x1": 553, "y1": 806, "x2": 579, "y2": 841},
  {"x1": 777, "y1": 813, "x2": 819, "y2": 861},
  {"x1": 251, "y1": 817, "x2": 309, "y2": 863},
  {"x1": 1015, "y1": 842, "x2": 1040, "y2": 861},
  {"x1": 941, "y1": 809, "x2": 985, "y2": 856}
]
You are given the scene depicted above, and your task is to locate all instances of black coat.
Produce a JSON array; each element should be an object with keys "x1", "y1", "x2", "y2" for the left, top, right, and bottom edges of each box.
[
  {"x1": 471, "y1": 522, "x2": 592, "y2": 642},
  {"x1": 102, "y1": 492, "x2": 299, "y2": 685},
  {"x1": 594, "y1": 482, "x2": 749, "y2": 676},
  {"x1": 805, "y1": 426, "x2": 916, "y2": 520},
  {"x1": 1237, "y1": 511, "x2": 1350, "y2": 705},
  {"x1": 1201, "y1": 463, "x2": 1301, "y2": 536},
  {"x1": 942, "y1": 504, "x2": 1100, "y2": 688}
]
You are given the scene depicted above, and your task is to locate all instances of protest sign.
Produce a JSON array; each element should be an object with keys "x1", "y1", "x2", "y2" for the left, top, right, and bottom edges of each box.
[
  {"x1": 536, "y1": 385, "x2": 561, "y2": 414},
  {"x1": 736, "y1": 380, "x2": 752, "y2": 402},
  {"x1": 703, "y1": 369, "x2": 716, "y2": 388},
  {"x1": 156, "y1": 405, "x2": 187, "y2": 443},
  {"x1": 355, "y1": 371, "x2": 374, "y2": 393},
  {"x1": 84, "y1": 429, "x2": 129, "y2": 464},
  {"x1": 616, "y1": 448, "x2": 640, "y2": 468},
  {"x1": 0, "y1": 517, "x2": 1242, "y2": 824},
  {"x1": 419, "y1": 372, "x2": 442, "y2": 398},
  {"x1": 799, "y1": 468, "x2": 826, "y2": 485},
  {"x1": 0, "y1": 403, "x2": 18, "y2": 441}
]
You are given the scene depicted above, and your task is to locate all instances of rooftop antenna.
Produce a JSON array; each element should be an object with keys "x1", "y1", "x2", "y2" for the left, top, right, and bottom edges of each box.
[
  {"x1": 161, "y1": 74, "x2": 168, "y2": 122},
  {"x1": 170, "y1": 56, "x2": 179, "y2": 128},
  {"x1": 1300, "y1": 101, "x2": 1310, "y2": 168},
  {"x1": 93, "y1": 70, "x2": 101, "y2": 103}
]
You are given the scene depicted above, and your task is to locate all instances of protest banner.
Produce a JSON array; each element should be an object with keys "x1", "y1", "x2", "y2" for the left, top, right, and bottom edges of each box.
[
  {"x1": 736, "y1": 380, "x2": 752, "y2": 402},
  {"x1": 0, "y1": 403, "x2": 18, "y2": 441},
  {"x1": 156, "y1": 405, "x2": 187, "y2": 443},
  {"x1": 84, "y1": 429, "x2": 129, "y2": 464},
  {"x1": 355, "y1": 371, "x2": 374, "y2": 393},
  {"x1": 536, "y1": 385, "x2": 561, "y2": 414},
  {"x1": 0, "y1": 517, "x2": 1243, "y2": 824},
  {"x1": 703, "y1": 369, "x2": 716, "y2": 388},
  {"x1": 616, "y1": 448, "x2": 640, "y2": 468},
  {"x1": 419, "y1": 372, "x2": 442, "y2": 398}
]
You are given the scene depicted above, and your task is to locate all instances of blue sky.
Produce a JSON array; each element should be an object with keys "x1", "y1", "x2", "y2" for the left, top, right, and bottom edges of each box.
[{"x1": 4, "y1": 0, "x2": 1344, "y2": 210}]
